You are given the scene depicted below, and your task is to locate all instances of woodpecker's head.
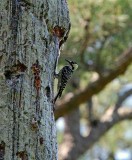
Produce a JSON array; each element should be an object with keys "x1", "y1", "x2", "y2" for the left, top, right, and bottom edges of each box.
[{"x1": 65, "y1": 59, "x2": 78, "y2": 70}]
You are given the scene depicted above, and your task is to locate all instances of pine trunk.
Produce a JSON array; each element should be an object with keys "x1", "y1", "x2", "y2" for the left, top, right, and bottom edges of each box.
[{"x1": 0, "y1": 0, "x2": 70, "y2": 159}]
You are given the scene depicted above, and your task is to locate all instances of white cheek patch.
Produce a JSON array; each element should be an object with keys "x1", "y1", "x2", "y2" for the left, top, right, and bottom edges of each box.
[{"x1": 74, "y1": 64, "x2": 78, "y2": 70}]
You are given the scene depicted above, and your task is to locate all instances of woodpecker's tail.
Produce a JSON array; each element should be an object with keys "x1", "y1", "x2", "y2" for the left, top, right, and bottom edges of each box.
[{"x1": 54, "y1": 89, "x2": 63, "y2": 102}]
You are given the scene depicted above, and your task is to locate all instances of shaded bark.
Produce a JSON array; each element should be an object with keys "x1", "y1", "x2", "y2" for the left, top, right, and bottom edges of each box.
[{"x1": 55, "y1": 47, "x2": 132, "y2": 119}]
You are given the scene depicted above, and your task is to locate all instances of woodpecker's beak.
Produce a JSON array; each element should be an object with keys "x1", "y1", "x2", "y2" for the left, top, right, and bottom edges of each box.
[{"x1": 65, "y1": 59, "x2": 71, "y2": 64}]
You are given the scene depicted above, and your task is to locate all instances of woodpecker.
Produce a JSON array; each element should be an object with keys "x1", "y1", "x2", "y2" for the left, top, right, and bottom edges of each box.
[{"x1": 54, "y1": 59, "x2": 78, "y2": 102}]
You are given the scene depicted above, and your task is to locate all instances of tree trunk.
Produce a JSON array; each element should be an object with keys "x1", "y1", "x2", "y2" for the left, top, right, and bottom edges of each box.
[
  {"x1": 59, "y1": 109, "x2": 81, "y2": 160},
  {"x1": 0, "y1": 0, "x2": 70, "y2": 159}
]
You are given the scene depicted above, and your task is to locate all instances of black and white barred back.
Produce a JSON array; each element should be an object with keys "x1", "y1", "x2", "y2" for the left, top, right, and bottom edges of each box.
[{"x1": 54, "y1": 65, "x2": 73, "y2": 102}]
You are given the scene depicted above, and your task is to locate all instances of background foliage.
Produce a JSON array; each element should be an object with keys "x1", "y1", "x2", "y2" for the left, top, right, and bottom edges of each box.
[{"x1": 57, "y1": 0, "x2": 132, "y2": 159}]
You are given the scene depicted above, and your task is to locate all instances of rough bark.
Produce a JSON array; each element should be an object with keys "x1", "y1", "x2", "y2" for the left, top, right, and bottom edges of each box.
[
  {"x1": 0, "y1": 0, "x2": 70, "y2": 159},
  {"x1": 55, "y1": 47, "x2": 132, "y2": 119}
]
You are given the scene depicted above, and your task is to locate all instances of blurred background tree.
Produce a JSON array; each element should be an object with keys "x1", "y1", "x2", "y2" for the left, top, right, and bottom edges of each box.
[{"x1": 54, "y1": 0, "x2": 132, "y2": 160}]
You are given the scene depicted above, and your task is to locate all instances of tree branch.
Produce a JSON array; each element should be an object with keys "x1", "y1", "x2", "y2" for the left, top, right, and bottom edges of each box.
[
  {"x1": 58, "y1": 82, "x2": 132, "y2": 160},
  {"x1": 79, "y1": 107, "x2": 132, "y2": 160},
  {"x1": 115, "y1": 88, "x2": 132, "y2": 110},
  {"x1": 80, "y1": 19, "x2": 91, "y2": 63},
  {"x1": 55, "y1": 47, "x2": 132, "y2": 119},
  {"x1": 59, "y1": 106, "x2": 132, "y2": 160}
]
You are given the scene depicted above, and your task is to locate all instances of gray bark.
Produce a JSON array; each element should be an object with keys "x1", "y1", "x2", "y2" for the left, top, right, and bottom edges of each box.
[{"x1": 0, "y1": 0, "x2": 70, "y2": 159}]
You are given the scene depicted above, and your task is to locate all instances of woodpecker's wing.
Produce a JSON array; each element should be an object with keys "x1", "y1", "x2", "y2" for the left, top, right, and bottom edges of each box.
[
  {"x1": 57, "y1": 72, "x2": 61, "y2": 90},
  {"x1": 58, "y1": 65, "x2": 73, "y2": 94},
  {"x1": 54, "y1": 65, "x2": 73, "y2": 102}
]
